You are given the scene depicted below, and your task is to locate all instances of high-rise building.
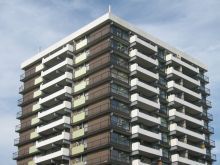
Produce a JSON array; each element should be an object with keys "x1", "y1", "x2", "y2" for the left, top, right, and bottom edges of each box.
[{"x1": 13, "y1": 12, "x2": 216, "y2": 165}]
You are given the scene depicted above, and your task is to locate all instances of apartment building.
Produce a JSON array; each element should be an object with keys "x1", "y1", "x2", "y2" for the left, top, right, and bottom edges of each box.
[{"x1": 13, "y1": 12, "x2": 216, "y2": 165}]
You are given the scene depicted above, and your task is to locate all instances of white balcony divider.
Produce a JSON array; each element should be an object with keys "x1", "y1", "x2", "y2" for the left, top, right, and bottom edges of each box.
[
  {"x1": 131, "y1": 78, "x2": 159, "y2": 94},
  {"x1": 37, "y1": 116, "x2": 70, "y2": 133},
  {"x1": 132, "y1": 142, "x2": 162, "y2": 156},
  {"x1": 166, "y1": 67, "x2": 200, "y2": 86},
  {"x1": 130, "y1": 64, "x2": 159, "y2": 80},
  {"x1": 167, "y1": 81, "x2": 201, "y2": 99},
  {"x1": 42, "y1": 44, "x2": 73, "y2": 64},
  {"x1": 169, "y1": 109, "x2": 204, "y2": 126},
  {"x1": 168, "y1": 95, "x2": 203, "y2": 113},
  {"x1": 131, "y1": 93, "x2": 160, "y2": 109},
  {"x1": 40, "y1": 72, "x2": 72, "y2": 91},
  {"x1": 34, "y1": 148, "x2": 69, "y2": 163},
  {"x1": 39, "y1": 86, "x2": 72, "y2": 105},
  {"x1": 130, "y1": 35, "x2": 158, "y2": 52},
  {"x1": 171, "y1": 139, "x2": 206, "y2": 154},
  {"x1": 38, "y1": 101, "x2": 71, "y2": 119},
  {"x1": 131, "y1": 109, "x2": 160, "y2": 124},
  {"x1": 171, "y1": 154, "x2": 207, "y2": 165},
  {"x1": 36, "y1": 132, "x2": 70, "y2": 149},
  {"x1": 166, "y1": 54, "x2": 199, "y2": 73},
  {"x1": 42, "y1": 58, "x2": 73, "y2": 77},
  {"x1": 130, "y1": 49, "x2": 158, "y2": 65},
  {"x1": 169, "y1": 123, "x2": 205, "y2": 140},
  {"x1": 132, "y1": 125, "x2": 161, "y2": 140}
]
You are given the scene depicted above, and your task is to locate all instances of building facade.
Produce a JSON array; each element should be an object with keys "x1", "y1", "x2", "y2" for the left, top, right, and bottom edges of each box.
[{"x1": 13, "y1": 12, "x2": 216, "y2": 165}]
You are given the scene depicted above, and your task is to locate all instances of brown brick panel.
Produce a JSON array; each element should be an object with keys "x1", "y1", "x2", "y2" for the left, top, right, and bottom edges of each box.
[
  {"x1": 87, "y1": 99, "x2": 110, "y2": 117},
  {"x1": 17, "y1": 157, "x2": 33, "y2": 165},
  {"x1": 88, "y1": 53, "x2": 110, "y2": 71},
  {"x1": 87, "y1": 132, "x2": 110, "y2": 150},
  {"x1": 88, "y1": 24, "x2": 111, "y2": 43},
  {"x1": 87, "y1": 115, "x2": 110, "y2": 133},
  {"x1": 86, "y1": 149, "x2": 110, "y2": 165},
  {"x1": 88, "y1": 39, "x2": 110, "y2": 56},
  {"x1": 88, "y1": 68, "x2": 110, "y2": 86},
  {"x1": 22, "y1": 76, "x2": 37, "y2": 92},
  {"x1": 88, "y1": 83, "x2": 110, "y2": 101},
  {"x1": 21, "y1": 101, "x2": 37, "y2": 117}
]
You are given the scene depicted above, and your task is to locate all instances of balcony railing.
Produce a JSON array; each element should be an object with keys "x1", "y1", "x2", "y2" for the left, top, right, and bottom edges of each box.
[
  {"x1": 201, "y1": 99, "x2": 212, "y2": 107},
  {"x1": 204, "y1": 125, "x2": 214, "y2": 134},
  {"x1": 13, "y1": 148, "x2": 29, "y2": 159},
  {"x1": 197, "y1": 73, "x2": 209, "y2": 83},
  {"x1": 198, "y1": 86, "x2": 210, "y2": 95},
  {"x1": 20, "y1": 68, "x2": 36, "y2": 81}
]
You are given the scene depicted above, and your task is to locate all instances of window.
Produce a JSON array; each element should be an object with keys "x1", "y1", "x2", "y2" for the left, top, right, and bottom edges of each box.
[
  {"x1": 111, "y1": 69, "x2": 128, "y2": 83},
  {"x1": 111, "y1": 149, "x2": 129, "y2": 162},
  {"x1": 111, "y1": 115, "x2": 129, "y2": 131},
  {"x1": 112, "y1": 56, "x2": 128, "y2": 69},
  {"x1": 111, "y1": 132, "x2": 129, "y2": 146},
  {"x1": 111, "y1": 26, "x2": 129, "y2": 41},
  {"x1": 111, "y1": 100, "x2": 129, "y2": 114},
  {"x1": 111, "y1": 84, "x2": 129, "y2": 98},
  {"x1": 162, "y1": 133, "x2": 168, "y2": 143},
  {"x1": 111, "y1": 40, "x2": 129, "y2": 54}
]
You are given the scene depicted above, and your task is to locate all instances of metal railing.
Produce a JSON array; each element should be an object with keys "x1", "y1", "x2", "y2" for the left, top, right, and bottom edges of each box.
[{"x1": 20, "y1": 67, "x2": 36, "y2": 81}]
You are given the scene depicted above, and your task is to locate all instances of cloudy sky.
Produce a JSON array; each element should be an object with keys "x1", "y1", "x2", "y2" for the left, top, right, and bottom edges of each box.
[{"x1": 0, "y1": 0, "x2": 219, "y2": 164}]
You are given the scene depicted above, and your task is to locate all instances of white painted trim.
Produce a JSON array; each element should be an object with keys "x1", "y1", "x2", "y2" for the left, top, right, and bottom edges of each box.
[{"x1": 21, "y1": 12, "x2": 207, "y2": 70}]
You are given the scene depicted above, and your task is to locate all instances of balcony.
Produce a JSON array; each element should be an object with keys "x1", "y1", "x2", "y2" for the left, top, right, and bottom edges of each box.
[
  {"x1": 36, "y1": 132, "x2": 70, "y2": 150},
  {"x1": 197, "y1": 73, "x2": 209, "y2": 83},
  {"x1": 203, "y1": 125, "x2": 214, "y2": 134},
  {"x1": 19, "y1": 77, "x2": 43, "y2": 94},
  {"x1": 15, "y1": 117, "x2": 40, "y2": 132},
  {"x1": 13, "y1": 145, "x2": 39, "y2": 160},
  {"x1": 130, "y1": 35, "x2": 158, "y2": 53},
  {"x1": 169, "y1": 109, "x2": 204, "y2": 127},
  {"x1": 200, "y1": 99, "x2": 212, "y2": 108},
  {"x1": 74, "y1": 51, "x2": 89, "y2": 64},
  {"x1": 166, "y1": 54, "x2": 199, "y2": 74},
  {"x1": 16, "y1": 103, "x2": 41, "y2": 119},
  {"x1": 132, "y1": 125, "x2": 161, "y2": 142},
  {"x1": 72, "y1": 111, "x2": 86, "y2": 123},
  {"x1": 130, "y1": 63, "x2": 159, "y2": 81},
  {"x1": 169, "y1": 123, "x2": 205, "y2": 141},
  {"x1": 35, "y1": 148, "x2": 69, "y2": 164},
  {"x1": 40, "y1": 72, "x2": 72, "y2": 93},
  {"x1": 18, "y1": 90, "x2": 42, "y2": 106},
  {"x1": 39, "y1": 86, "x2": 72, "y2": 106},
  {"x1": 131, "y1": 93, "x2": 160, "y2": 111},
  {"x1": 131, "y1": 78, "x2": 159, "y2": 96},
  {"x1": 130, "y1": 49, "x2": 158, "y2": 67},
  {"x1": 167, "y1": 81, "x2": 201, "y2": 100},
  {"x1": 41, "y1": 58, "x2": 73, "y2": 79},
  {"x1": 168, "y1": 95, "x2": 203, "y2": 114},
  {"x1": 74, "y1": 66, "x2": 88, "y2": 78},
  {"x1": 20, "y1": 64, "x2": 44, "y2": 81},
  {"x1": 166, "y1": 67, "x2": 200, "y2": 87},
  {"x1": 42, "y1": 44, "x2": 73, "y2": 65},
  {"x1": 38, "y1": 101, "x2": 71, "y2": 121},
  {"x1": 171, "y1": 154, "x2": 207, "y2": 165},
  {"x1": 73, "y1": 95, "x2": 86, "y2": 108},
  {"x1": 132, "y1": 159, "x2": 151, "y2": 165},
  {"x1": 131, "y1": 109, "x2": 160, "y2": 126},
  {"x1": 171, "y1": 138, "x2": 206, "y2": 155},
  {"x1": 198, "y1": 86, "x2": 210, "y2": 96},
  {"x1": 132, "y1": 142, "x2": 162, "y2": 158},
  {"x1": 14, "y1": 130, "x2": 39, "y2": 146},
  {"x1": 75, "y1": 38, "x2": 88, "y2": 50},
  {"x1": 37, "y1": 116, "x2": 70, "y2": 135},
  {"x1": 73, "y1": 80, "x2": 88, "y2": 93}
]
